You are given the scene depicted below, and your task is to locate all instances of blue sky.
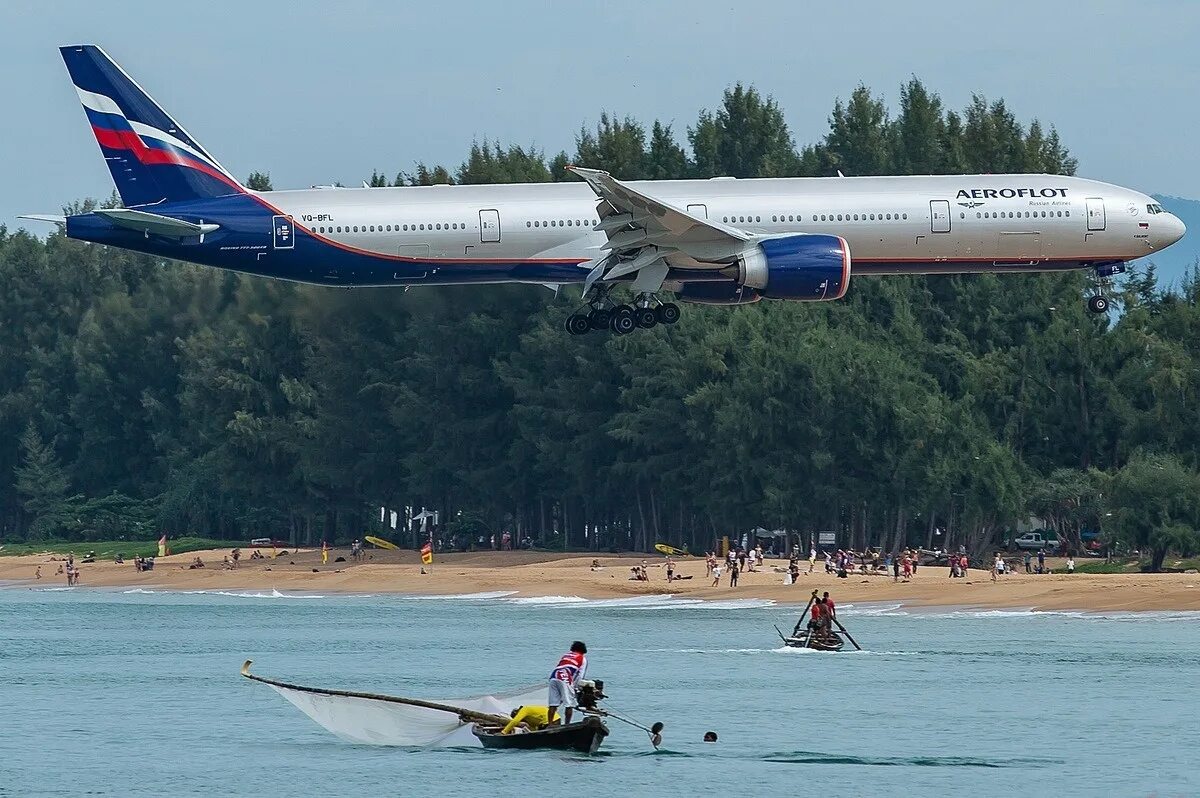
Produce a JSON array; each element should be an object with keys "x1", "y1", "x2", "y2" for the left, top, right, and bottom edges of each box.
[{"x1": 3, "y1": 0, "x2": 1197, "y2": 232}]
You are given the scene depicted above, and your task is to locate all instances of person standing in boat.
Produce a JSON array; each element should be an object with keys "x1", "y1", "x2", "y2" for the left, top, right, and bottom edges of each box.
[
  {"x1": 547, "y1": 641, "x2": 587, "y2": 727},
  {"x1": 822, "y1": 592, "x2": 837, "y2": 624}
]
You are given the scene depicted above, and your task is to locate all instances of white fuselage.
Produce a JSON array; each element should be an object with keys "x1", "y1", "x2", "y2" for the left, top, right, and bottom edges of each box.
[{"x1": 253, "y1": 173, "x2": 1183, "y2": 286}]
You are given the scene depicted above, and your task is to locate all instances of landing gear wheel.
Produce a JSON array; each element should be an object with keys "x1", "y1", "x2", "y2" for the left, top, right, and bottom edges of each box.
[
  {"x1": 566, "y1": 314, "x2": 591, "y2": 336},
  {"x1": 634, "y1": 307, "x2": 659, "y2": 329},
  {"x1": 656, "y1": 303, "x2": 681, "y2": 325},
  {"x1": 610, "y1": 308, "x2": 637, "y2": 335},
  {"x1": 588, "y1": 308, "x2": 612, "y2": 331},
  {"x1": 1087, "y1": 295, "x2": 1110, "y2": 314}
]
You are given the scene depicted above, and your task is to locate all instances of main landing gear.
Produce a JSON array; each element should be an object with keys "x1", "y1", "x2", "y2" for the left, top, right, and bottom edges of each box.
[
  {"x1": 1086, "y1": 263, "x2": 1125, "y2": 315},
  {"x1": 565, "y1": 292, "x2": 681, "y2": 336}
]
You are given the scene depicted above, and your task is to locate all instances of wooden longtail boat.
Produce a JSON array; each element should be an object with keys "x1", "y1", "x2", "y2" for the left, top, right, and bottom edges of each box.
[{"x1": 472, "y1": 715, "x2": 609, "y2": 754}]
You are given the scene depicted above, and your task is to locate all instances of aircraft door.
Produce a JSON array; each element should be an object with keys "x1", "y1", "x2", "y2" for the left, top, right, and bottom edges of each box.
[
  {"x1": 687, "y1": 203, "x2": 708, "y2": 219},
  {"x1": 1086, "y1": 198, "x2": 1106, "y2": 231},
  {"x1": 479, "y1": 209, "x2": 501, "y2": 242},
  {"x1": 272, "y1": 215, "x2": 294, "y2": 249},
  {"x1": 930, "y1": 200, "x2": 951, "y2": 233}
]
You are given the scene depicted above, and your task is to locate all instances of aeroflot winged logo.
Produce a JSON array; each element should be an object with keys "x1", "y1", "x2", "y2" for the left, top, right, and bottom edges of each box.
[{"x1": 956, "y1": 188, "x2": 1069, "y2": 199}]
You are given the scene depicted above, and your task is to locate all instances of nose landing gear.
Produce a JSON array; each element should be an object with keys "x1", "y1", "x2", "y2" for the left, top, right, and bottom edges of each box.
[{"x1": 1086, "y1": 263, "x2": 1125, "y2": 315}]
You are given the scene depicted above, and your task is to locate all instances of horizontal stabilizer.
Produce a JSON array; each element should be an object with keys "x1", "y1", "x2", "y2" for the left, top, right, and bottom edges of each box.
[
  {"x1": 94, "y1": 208, "x2": 220, "y2": 237},
  {"x1": 18, "y1": 214, "x2": 67, "y2": 227}
]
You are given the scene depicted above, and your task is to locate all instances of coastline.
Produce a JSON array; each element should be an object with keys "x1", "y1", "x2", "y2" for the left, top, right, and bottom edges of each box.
[{"x1": 2, "y1": 548, "x2": 1198, "y2": 612}]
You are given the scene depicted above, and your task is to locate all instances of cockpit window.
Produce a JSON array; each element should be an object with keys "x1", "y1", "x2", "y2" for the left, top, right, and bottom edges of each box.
[{"x1": 1147, "y1": 203, "x2": 1165, "y2": 215}]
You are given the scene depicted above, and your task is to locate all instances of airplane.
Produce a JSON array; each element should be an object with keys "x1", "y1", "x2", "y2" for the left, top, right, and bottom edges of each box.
[{"x1": 25, "y1": 45, "x2": 1186, "y2": 335}]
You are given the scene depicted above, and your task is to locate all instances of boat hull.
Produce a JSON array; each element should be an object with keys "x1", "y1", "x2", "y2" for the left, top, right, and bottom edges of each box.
[
  {"x1": 782, "y1": 630, "x2": 845, "y2": 652},
  {"x1": 472, "y1": 716, "x2": 609, "y2": 754}
]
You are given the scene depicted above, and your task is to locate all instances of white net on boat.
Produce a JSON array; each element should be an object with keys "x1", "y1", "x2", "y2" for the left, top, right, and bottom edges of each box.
[{"x1": 269, "y1": 682, "x2": 546, "y2": 747}]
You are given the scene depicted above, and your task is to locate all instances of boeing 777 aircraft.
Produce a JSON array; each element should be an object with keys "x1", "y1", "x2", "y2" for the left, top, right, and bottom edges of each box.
[{"x1": 27, "y1": 46, "x2": 1186, "y2": 335}]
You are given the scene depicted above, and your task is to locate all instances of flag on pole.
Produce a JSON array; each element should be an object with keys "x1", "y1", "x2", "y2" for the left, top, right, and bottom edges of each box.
[
  {"x1": 321, "y1": 540, "x2": 329, "y2": 565},
  {"x1": 420, "y1": 541, "x2": 433, "y2": 565},
  {"x1": 158, "y1": 534, "x2": 168, "y2": 557}
]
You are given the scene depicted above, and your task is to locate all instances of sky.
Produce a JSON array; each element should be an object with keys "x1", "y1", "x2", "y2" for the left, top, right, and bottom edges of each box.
[{"x1": 3, "y1": 0, "x2": 1198, "y2": 232}]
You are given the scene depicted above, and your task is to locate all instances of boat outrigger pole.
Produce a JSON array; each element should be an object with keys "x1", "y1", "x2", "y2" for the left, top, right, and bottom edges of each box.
[{"x1": 239, "y1": 660, "x2": 511, "y2": 726}]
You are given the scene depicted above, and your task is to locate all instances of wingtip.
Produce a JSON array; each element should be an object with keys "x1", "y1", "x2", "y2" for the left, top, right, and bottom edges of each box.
[{"x1": 241, "y1": 659, "x2": 253, "y2": 676}]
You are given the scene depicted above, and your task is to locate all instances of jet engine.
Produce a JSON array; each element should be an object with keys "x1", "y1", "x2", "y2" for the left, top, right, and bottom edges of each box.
[
  {"x1": 675, "y1": 281, "x2": 762, "y2": 305},
  {"x1": 737, "y1": 234, "x2": 850, "y2": 301}
]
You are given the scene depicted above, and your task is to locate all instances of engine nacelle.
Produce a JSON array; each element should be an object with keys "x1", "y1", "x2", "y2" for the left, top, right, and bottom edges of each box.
[
  {"x1": 675, "y1": 281, "x2": 762, "y2": 305},
  {"x1": 738, "y1": 234, "x2": 850, "y2": 301}
]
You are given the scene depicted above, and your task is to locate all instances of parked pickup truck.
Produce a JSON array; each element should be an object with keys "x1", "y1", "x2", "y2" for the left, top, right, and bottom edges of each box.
[{"x1": 1013, "y1": 532, "x2": 1061, "y2": 552}]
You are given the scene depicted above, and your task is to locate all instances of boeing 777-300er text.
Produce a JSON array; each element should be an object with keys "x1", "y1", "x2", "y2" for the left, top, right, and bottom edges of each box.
[{"x1": 25, "y1": 46, "x2": 1186, "y2": 335}]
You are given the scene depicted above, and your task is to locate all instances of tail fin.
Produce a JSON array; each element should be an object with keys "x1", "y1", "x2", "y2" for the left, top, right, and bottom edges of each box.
[{"x1": 60, "y1": 45, "x2": 244, "y2": 207}]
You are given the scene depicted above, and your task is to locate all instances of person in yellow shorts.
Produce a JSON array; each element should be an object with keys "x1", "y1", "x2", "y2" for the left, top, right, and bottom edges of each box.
[{"x1": 501, "y1": 705, "x2": 550, "y2": 735}]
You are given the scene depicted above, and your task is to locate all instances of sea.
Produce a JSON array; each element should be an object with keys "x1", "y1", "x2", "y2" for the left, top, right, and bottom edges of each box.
[{"x1": 2, "y1": 586, "x2": 1198, "y2": 797}]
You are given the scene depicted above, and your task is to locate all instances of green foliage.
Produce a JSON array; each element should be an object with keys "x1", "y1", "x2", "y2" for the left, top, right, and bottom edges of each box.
[
  {"x1": 245, "y1": 171, "x2": 273, "y2": 191},
  {"x1": 15, "y1": 422, "x2": 78, "y2": 540},
  {"x1": 0, "y1": 537, "x2": 248, "y2": 558},
  {"x1": 1109, "y1": 453, "x2": 1200, "y2": 571},
  {"x1": 0, "y1": 79, "x2": 1195, "y2": 564}
]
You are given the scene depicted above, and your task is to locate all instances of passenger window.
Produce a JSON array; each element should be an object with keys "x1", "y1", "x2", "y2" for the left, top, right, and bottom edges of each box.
[{"x1": 902, "y1": 214, "x2": 908, "y2": 220}]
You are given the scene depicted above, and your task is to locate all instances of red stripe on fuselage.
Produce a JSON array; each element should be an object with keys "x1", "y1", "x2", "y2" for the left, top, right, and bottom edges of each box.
[{"x1": 836, "y1": 236, "x2": 851, "y2": 299}]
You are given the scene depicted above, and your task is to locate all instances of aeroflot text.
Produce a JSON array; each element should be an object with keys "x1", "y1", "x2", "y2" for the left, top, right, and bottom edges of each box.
[{"x1": 956, "y1": 188, "x2": 1069, "y2": 199}]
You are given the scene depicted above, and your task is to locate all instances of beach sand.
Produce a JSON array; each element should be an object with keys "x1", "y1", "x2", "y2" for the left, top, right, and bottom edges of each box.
[{"x1": 3, "y1": 547, "x2": 1199, "y2": 612}]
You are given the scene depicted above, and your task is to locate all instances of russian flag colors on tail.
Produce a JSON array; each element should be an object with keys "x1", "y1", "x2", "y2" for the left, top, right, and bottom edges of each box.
[{"x1": 59, "y1": 45, "x2": 243, "y2": 207}]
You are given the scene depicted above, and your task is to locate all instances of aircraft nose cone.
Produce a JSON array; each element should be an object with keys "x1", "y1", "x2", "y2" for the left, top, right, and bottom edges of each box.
[{"x1": 1171, "y1": 214, "x2": 1187, "y2": 245}]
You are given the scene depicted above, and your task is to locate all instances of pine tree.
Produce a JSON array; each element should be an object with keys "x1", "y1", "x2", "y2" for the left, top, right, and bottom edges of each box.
[
  {"x1": 15, "y1": 422, "x2": 74, "y2": 540},
  {"x1": 245, "y1": 171, "x2": 273, "y2": 191}
]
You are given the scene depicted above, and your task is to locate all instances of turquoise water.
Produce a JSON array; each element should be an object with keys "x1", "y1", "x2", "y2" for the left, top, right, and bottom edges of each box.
[{"x1": 2, "y1": 588, "x2": 1198, "y2": 797}]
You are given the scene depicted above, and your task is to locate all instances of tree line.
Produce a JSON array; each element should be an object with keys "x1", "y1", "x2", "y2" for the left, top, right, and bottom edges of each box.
[{"x1": 2, "y1": 79, "x2": 1197, "y2": 570}]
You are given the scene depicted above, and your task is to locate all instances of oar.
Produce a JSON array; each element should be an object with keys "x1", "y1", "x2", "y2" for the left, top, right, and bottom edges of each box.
[
  {"x1": 598, "y1": 705, "x2": 665, "y2": 747},
  {"x1": 829, "y1": 616, "x2": 863, "y2": 651},
  {"x1": 239, "y1": 660, "x2": 511, "y2": 726}
]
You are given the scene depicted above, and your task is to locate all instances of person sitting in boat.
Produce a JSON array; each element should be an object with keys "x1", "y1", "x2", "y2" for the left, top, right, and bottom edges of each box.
[
  {"x1": 501, "y1": 705, "x2": 550, "y2": 735},
  {"x1": 547, "y1": 641, "x2": 588, "y2": 726}
]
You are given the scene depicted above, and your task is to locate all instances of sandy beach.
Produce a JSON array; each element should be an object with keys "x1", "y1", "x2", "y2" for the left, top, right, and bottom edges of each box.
[{"x1": 3, "y1": 547, "x2": 1198, "y2": 612}]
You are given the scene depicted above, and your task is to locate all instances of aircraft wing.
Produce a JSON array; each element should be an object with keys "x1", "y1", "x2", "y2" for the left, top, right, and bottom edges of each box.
[
  {"x1": 94, "y1": 208, "x2": 220, "y2": 238},
  {"x1": 568, "y1": 166, "x2": 749, "y2": 294}
]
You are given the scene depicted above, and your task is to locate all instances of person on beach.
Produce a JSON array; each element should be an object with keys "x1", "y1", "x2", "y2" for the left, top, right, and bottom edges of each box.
[
  {"x1": 1024, "y1": 552, "x2": 1032, "y2": 573},
  {"x1": 788, "y1": 559, "x2": 800, "y2": 585},
  {"x1": 35, "y1": 566, "x2": 41, "y2": 580},
  {"x1": 960, "y1": 553, "x2": 969, "y2": 577},
  {"x1": 547, "y1": 641, "x2": 587, "y2": 726},
  {"x1": 991, "y1": 553, "x2": 1000, "y2": 582},
  {"x1": 1067, "y1": 556, "x2": 1076, "y2": 574},
  {"x1": 1037, "y1": 549, "x2": 1045, "y2": 574},
  {"x1": 901, "y1": 554, "x2": 912, "y2": 582},
  {"x1": 808, "y1": 546, "x2": 816, "y2": 573},
  {"x1": 665, "y1": 557, "x2": 675, "y2": 582},
  {"x1": 892, "y1": 555, "x2": 900, "y2": 582},
  {"x1": 910, "y1": 550, "x2": 918, "y2": 576},
  {"x1": 711, "y1": 562, "x2": 722, "y2": 587}
]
